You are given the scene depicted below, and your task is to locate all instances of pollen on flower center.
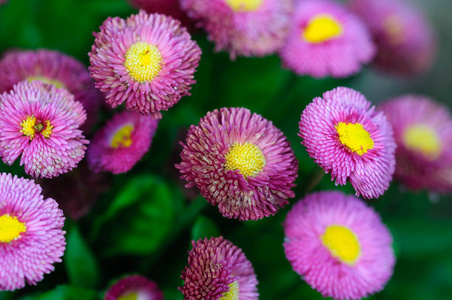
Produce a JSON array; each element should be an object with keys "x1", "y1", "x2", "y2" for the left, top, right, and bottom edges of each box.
[
  {"x1": 403, "y1": 124, "x2": 441, "y2": 160},
  {"x1": 124, "y1": 42, "x2": 163, "y2": 83},
  {"x1": 224, "y1": 142, "x2": 266, "y2": 179},
  {"x1": 0, "y1": 214, "x2": 27, "y2": 243},
  {"x1": 225, "y1": 0, "x2": 263, "y2": 12},
  {"x1": 321, "y1": 225, "x2": 361, "y2": 265},
  {"x1": 336, "y1": 122, "x2": 374, "y2": 155},
  {"x1": 303, "y1": 14, "x2": 343, "y2": 43},
  {"x1": 111, "y1": 124, "x2": 134, "y2": 148},
  {"x1": 117, "y1": 291, "x2": 138, "y2": 300},
  {"x1": 219, "y1": 280, "x2": 239, "y2": 300},
  {"x1": 27, "y1": 76, "x2": 65, "y2": 89},
  {"x1": 20, "y1": 115, "x2": 37, "y2": 139}
]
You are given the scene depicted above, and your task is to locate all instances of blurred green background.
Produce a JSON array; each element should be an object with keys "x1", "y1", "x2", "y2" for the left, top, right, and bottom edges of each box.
[{"x1": 0, "y1": 0, "x2": 451, "y2": 299}]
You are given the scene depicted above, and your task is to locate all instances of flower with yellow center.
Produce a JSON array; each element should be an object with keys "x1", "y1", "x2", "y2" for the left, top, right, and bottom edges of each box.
[
  {"x1": 0, "y1": 214, "x2": 27, "y2": 243},
  {"x1": 224, "y1": 142, "x2": 266, "y2": 179},
  {"x1": 225, "y1": 0, "x2": 263, "y2": 12},
  {"x1": 220, "y1": 281, "x2": 239, "y2": 300},
  {"x1": 336, "y1": 122, "x2": 374, "y2": 156},
  {"x1": 303, "y1": 14, "x2": 343, "y2": 44},
  {"x1": 124, "y1": 42, "x2": 163, "y2": 83},
  {"x1": 111, "y1": 125, "x2": 134, "y2": 148},
  {"x1": 27, "y1": 76, "x2": 65, "y2": 89},
  {"x1": 403, "y1": 124, "x2": 441, "y2": 160},
  {"x1": 321, "y1": 225, "x2": 361, "y2": 265}
]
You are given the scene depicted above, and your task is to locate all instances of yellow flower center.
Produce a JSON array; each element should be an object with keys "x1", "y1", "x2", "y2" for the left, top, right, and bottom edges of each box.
[
  {"x1": 336, "y1": 122, "x2": 374, "y2": 156},
  {"x1": 111, "y1": 124, "x2": 134, "y2": 148},
  {"x1": 225, "y1": 0, "x2": 263, "y2": 11},
  {"x1": 321, "y1": 225, "x2": 361, "y2": 265},
  {"x1": 403, "y1": 124, "x2": 441, "y2": 160},
  {"x1": 382, "y1": 15, "x2": 405, "y2": 45},
  {"x1": 118, "y1": 292, "x2": 138, "y2": 300},
  {"x1": 224, "y1": 142, "x2": 266, "y2": 179},
  {"x1": 219, "y1": 281, "x2": 239, "y2": 300},
  {"x1": 20, "y1": 116, "x2": 53, "y2": 140},
  {"x1": 0, "y1": 214, "x2": 27, "y2": 243},
  {"x1": 27, "y1": 76, "x2": 65, "y2": 88},
  {"x1": 303, "y1": 14, "x2": 343, "y2": 44},
  {"x1": 124, "y1": 42, "x2": 163, "y2": 83}
]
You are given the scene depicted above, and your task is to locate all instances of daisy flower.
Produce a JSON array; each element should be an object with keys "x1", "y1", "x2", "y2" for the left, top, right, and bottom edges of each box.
[
  {"x1": 0, "y1": 173, "x2": 65, "y2": 291},
  {"x1": 180, "y1": 236, "x2": 258, "y2": 299},
  {"x1": 105, "y1": 275, "x2": 163, "y2": 300},
  {"x1": 299, "y1": 87, "x2": 396, "y2": 198},
  {"x1": 89, "y1": 11, "x2": 201, "y2": 118},
  {"x1": 176, "y1": 107, "x2": 298, "y2": 220},
  {"x1": 0, "y1": 81, "x2": 88, "y2": 178},
  {"x1": 284, "y1": 191, "x2": 395, "y2": 300}
]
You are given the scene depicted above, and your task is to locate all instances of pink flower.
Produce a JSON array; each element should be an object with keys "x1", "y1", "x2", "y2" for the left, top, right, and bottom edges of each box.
[
  {"x1": 284, "y1": 191, "x2": 395, "y2": 300},
  {"x1": 0, "y1": 81, "x2": 88, "y2": 178},
  {"x1": 180, "y1": 236, "x2": 258, "y2": 299},
  {"x1": 350, "y1": 0, "x2": 435, "y2": 76},
  {"x1": 299, "y1": 87, "x2": 396, "y2": 198},
  {"x1": 176, "y1": 107, "x2": 298, "y2": 220},
  {"x1": 89, "y1": 11, "x2": 201, "y2": 118},
  {"x1": 0, "y1": 49, "x2": 102, "y2": 132},
  {"x1": 0, "y1": 173, "x2": 66, "y2": 291},
  {"x1": 104, "y1": 275, "x2": 163, "y2": 300},
  {"x1": 279, "y1": 0, "x2": 375, "y2": 78},
  {"x1": 180, "y1": 0, "x2": 292, "y2": 58},
  {"x1": 379, "y1": 95, "x2": 452, "y2": 192},
  {"x1": 87, "y1": 110, "x2": 158, "y2": 174}
]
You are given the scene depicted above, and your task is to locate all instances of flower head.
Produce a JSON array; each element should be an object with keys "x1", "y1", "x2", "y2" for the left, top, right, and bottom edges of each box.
[
  {"x1": 0, "y1": 173, "x2": 65, "y2": 291},
  {"x1": 180, "y1": 0, "x2": 292, "y2": 58},
  {"x1": 87, "y1": 110, "x2": 159, "y2": 174},
  {"x1": 378, "y1": 96, "x2": 452, "y2": 192},
  {"x1": 89, "y1": 11, "x2": 201, "y2": 118},
  {"x1": 350, "y1": 0, "x2": 435, "y2": 76},
  {"x1": 176, "y1": 107, "x2": 298, "y2": 220},
  {"x1": 105, "y1": 274, "x2": 163, "y2": 300},
  {"x1": 279, "y1": 0, "x2": 375, "y2": 78},
  {"x1": 0, "y1": 81, "x2": 88, "y2": 178},
  {"x1": 180, "y1": 236, "x2": 258, "y2": 300},
  {"x1": 284, "y1": 191, "x2": 395, "y2": 300},
  {"x1": 299, "y1": 87, "x2": 396, "y2": 198},
  {"x1": 0, "y1": 49, "x2": 102, "y2": 132}
]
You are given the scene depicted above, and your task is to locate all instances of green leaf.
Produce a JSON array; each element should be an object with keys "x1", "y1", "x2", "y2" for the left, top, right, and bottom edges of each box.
[
  {"x1": 191, "y1": 215, "x2": 220, "y2": 242},
  {"x1": 18, "y1": 285, "x2": 96, "y2": 300},
  {"x1": 65, "y1": 225, "x2": 100, "y2": 289}
]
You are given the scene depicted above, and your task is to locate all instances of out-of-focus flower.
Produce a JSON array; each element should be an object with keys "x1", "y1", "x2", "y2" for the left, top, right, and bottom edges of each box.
[
  {"x1": 299, "y1": 87, "x2": 395, "y2": 198},
  {"x1": 0, "y1": 173, "x2": 65, "y2": 291},
  {"x1": 176, "y1": 107, "x2": 298, "y2": 220},
  {"x1": 379, "y1": 95, "x2": 452, "y2": 192},
  {"x1": 350, "y1": 0, "x2": 435, "y2": 76},
  {"x1": 279, "y1": 0, "x2": 375, "y2": 78},
  {"x1": 87, "y1": 110, "x2": 158, "y2": 174},
  {"x1": 180, "y1": 236, "x2": 258, "y2": 299},
  {"x1": 284, "y1": 191, "x2": 395, "y2": 300},
  {"x1": 0, "y1": 81, "x2": 88, "y2": 178},
  {"x1": 104, "y1": 274, "x2": 163, "y2": 300},
  {"x1": 89, "y1": 11, "x2": 201, "y2": 119},
  {"x1": 180, "y1": 0, "x2": 293, "y2": 59},
  {"x1": 0, "y1": 49, "x2": 102, "y2": 132}
]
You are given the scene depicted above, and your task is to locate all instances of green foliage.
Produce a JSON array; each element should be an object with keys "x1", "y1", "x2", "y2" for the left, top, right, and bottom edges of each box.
[
  {"x1": 191, "y1": 215, "x2": 220, "y2": 242},
  {"x1": 18, "y1": 285, "x2": 97, "y2": 300}
]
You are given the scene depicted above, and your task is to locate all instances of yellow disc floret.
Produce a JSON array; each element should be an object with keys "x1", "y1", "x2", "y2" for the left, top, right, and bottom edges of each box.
[
  {"x1": 118, "y1": 292, "x2": 138, "y2": 300},
  {"x1": 224, "y1": 142, "x2": 266, "y2": 179},
  {"x1": 321, "y1": 225, "x2": 361, "y2": 265},
  {"x1": 41, "y1": 120, "x2": 53, "y2": 138},
  {"x1": 403, "y1": 124, "x2": 441, "y2": 160},
  {"x1": 111, "y1": 125, "x2": 134, "y2": 148},
  {"x1": 124, "y1": 42, "x2": 163, "y2": 83},
  {"x1": 336, "y1": 122, "x2": 374, "y2": 156},
  {"x1": 225, "y1": 0, "x2": 263, "y2": 12},
  {"x1": 0, "y1": 214, "x2": 27, "y2": 243},
  {"x1": 20, "y1": 115, "x2": 37, "y2": 140},
  {"x1": 303, "y1": 14, "x2": 343, "y2": 44},
  {"x1": 219, "y1": 281, "x2": 239, "y2": 300},
  {"x1": 27, "y1": 76, "x2": 65, "y2": 89}
]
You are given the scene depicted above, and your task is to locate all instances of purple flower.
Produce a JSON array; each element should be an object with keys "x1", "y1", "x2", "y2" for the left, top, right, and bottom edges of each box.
[
  {"x1": 104, "y1": 274, "x2": 163, "y2": 300},
  {"x1": 0, "y1": 173, "x2": 65, "y2": 291},
  {"x1": 180, "y1": 236, "x2": 258, "y2": 299},
  {"x1": 176, "y1": 107, "x2": 298, "y2": 220},
  {"x1": 299, "y1": 87, "x2": 396, "y2": 198},
  {"x1": 284, "y1": 191, "x2": 395, "y2": 300}
]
